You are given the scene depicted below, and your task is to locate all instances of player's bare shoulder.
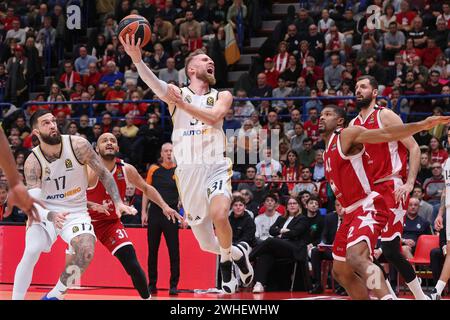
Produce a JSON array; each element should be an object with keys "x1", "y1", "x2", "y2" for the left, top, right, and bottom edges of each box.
[
  {"x1": 378, "y1": 106, "x2": 403, "y2": 126},
  {"x1": 69, "y1": 135, "x2": 95, "y2": 165},
  {"x1": 217, "y1": 90, "x2": 233, "y2": 107}
]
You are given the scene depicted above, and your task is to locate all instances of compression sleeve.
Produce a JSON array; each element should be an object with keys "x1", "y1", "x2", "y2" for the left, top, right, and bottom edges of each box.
[{"x1": 135, "y1": 60, "x2": 168, "y2": 98}]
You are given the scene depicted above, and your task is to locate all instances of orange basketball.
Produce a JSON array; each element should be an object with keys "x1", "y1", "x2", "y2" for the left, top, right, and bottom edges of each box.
[{"x1": 117, "y1": 14, "x2": 151, "y2": 48}]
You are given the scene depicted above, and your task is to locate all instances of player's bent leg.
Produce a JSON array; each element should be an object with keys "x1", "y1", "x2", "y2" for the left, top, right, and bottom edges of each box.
[
  {"x1": 430, "y1": 241, "x2": 450, "y2": 299},
  {"x1": 209, "y1": 195, "x2": 233, "y2": 253},
  {"x1": 332, "y1": 260, "x2": 370, "y2": 300},
  {"x1": 381, "y1": 239, "x2": 428, "y2": 300},
  {"x1": 114, "y1": 244, "x2": 150, "y2": 299},
  {"x1": 346, "y1": 241, "x2": 392, "y2": 299},
  {"x1": 43, "y1": 233, "x2": 95, "y2": 300},
  {"x1": 12, "y1": 225, "x2": 50, "y2": 300}
]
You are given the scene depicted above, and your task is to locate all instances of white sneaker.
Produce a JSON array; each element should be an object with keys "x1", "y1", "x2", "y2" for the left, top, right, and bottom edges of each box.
[
  {"x1": 252, "y1": 282, "x2": 264, "y2": 293},
  {"x1": 232, "y1": 242, "x2": 254, "y2": 287}
]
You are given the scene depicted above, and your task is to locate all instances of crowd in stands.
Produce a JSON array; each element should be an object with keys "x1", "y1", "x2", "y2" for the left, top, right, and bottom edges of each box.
[{"x1": 1, "y1": 0, "x2": 450, "y2": 294}]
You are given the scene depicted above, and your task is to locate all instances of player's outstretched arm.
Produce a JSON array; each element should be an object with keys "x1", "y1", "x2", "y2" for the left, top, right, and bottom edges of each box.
[
  {"x1": 70, "y1": 136, "x2": 134, "y2": 217},
  {"x1": 347, "y1": 116, "x2": 450, "y2": 145},
  {"x1": 175, "y1": 90, "x2": 233, "y2": 126},
  {"x1": 380, "y1": 109, "x2": 421, "y2": 201},
  {"x1": 119, "y1": 34, "x2": 181, "y2": 105},
  {"x1": 124, "y1": 163, "x2": 184, "y2": 223}
]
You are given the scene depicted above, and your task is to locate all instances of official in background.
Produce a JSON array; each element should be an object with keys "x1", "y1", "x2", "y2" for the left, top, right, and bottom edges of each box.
[{"x1": 142, "y1": 143, "x2": 183, "y2": 296}]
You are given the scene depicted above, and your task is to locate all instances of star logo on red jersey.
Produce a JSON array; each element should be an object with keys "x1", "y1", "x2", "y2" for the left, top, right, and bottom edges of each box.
[
  {"x1": 390, "y1": 205, "x2": 406, "y2": 226},
  {"x1": 358, "y1": 212, "x2": 378, "y2": 233}
]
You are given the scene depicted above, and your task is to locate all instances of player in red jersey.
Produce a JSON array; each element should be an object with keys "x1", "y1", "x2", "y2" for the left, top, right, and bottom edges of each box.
[
  {"x1": 320, "y1": 104, "x2": 449, "y2": 299},
  {"x1": 350, "y1": 75, "x2": 427, "y2": 299},
  {"x1": 49, "y1": 133, "x2": 183, "y2": 299}
]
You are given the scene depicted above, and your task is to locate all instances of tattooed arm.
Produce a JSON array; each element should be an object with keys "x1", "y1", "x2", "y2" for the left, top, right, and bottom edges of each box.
[
  {"x1": 70, "y1": 136, "x2": 134, "y2": 217},
  {"x1": 124, "y1": 163, "x2": 183, "y2": 223}
]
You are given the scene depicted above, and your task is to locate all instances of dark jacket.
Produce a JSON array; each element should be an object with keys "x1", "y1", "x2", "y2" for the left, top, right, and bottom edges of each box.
[
  {"x1": 306, "y1": 212, "x2": 325, "y2": 246},
  {"x1": 321, "y1": 211, "x2": 339, "y2": 245},
  {"x1": 229, "y1": 211, "x2": 257, "y2": 248},
  {"x1": 269, "y1": 214, "x2": 309, "y2": 261}
]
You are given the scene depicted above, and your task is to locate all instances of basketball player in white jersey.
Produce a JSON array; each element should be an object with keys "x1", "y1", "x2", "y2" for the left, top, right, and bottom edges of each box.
[
  {"x1": 12, "y1": 110, "x2": 135, "y2": 300},
  {"x1": 430, "y1": 134, "x2": 450, "y2": 299},
  {"x1": 121, "y1": 34, "x2": 253, "y2": 293},
  {"x1": 0, "y1": 129, "x2": 43, "y2": 221}
]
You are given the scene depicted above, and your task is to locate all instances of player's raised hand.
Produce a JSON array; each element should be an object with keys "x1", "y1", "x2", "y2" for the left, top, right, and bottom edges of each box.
[
  {"x1": 120, "y1": 34, "x2": 143, "y2": 64},
  {"x1": 421, "y1": 116, "x2": 450, "y2": 130},
  {"x1": 116, "y1": 202, "x2": 137, "y2": 218},
  {"x1": 162, "y1": 205, "x2": 184, "y2": 224},
  {"x1": 6, "y1": 182, "x2": 44, "y2": 223}
]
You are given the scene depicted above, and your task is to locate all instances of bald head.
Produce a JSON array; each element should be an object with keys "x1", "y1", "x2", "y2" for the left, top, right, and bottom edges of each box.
[{"x1": 97, "y1": 133, "x2": 118, "y2": 160}]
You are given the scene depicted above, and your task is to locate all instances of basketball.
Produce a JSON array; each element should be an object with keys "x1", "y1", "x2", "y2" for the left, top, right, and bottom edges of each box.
[{"x1": 117, "y1": 14, "x2": 151, "y2": 48}]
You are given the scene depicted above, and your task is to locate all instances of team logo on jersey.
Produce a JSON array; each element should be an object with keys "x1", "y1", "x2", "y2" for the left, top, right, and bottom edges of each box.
[
  {"x1": 187, "y1": 213, "x2": 193, "y2": 221},
  {"x1": 185, "y1": 95, "x2": 192, "y2": 103},
  {"x1": 331, "y1": 143, "x2": 337, "y2": 151},
  {"x1": 44, "y1": 166, "x2": 51, "y2": 177},
  {"x1": 190, "y1": 118, "x2": 199, "y2": 126},
  {"x1": 117, "y1": 171, "x2": 124, "y2": 180},
  {"x1": 65, "y1": 159, "x2": 73, "y2": 170},
  {"x1": 206, "y1": 97, "x2": 214, "y2": 106},
  {"x1": 72, "y1": 226, "x2": 79, "y2": 234},
  {"x1": 368, "y1": 114, "x2": 375, "y2": 125}
]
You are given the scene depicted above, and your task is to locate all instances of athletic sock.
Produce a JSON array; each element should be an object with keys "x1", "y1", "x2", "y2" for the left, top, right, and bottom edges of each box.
[
  {"x1": 406, "y1": 277, "x2": 427, "y2": 300},
  {"x1": 381, "y1": 294, "x2": 394, "y2": 300},
  {"x1": 436, "y1": 280, "x2": 447, "y2": 296},
  {"x1": 385, "y1": 280, "x2": 398, "y2": 300},
  {"x1": 231, "y1": 245, "x2": 243, "y2": 261},
  {"x1": 220, "y1": 246, "x2": 232, "y2": 263}
]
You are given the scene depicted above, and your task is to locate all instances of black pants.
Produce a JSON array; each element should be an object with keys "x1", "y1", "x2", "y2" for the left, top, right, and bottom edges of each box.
[
  {"x1": 310, "y1": 247, "x2": 333, "y2": 285},
  {"x1": 147, "y1": 207, "x2": 180, "y2": 288},
  {"x1": 250, "y1": 237, "x2": 299, "y2": 286},
  {"x1": 430, "y1": 247, "x2": 445, "y2": 286}
]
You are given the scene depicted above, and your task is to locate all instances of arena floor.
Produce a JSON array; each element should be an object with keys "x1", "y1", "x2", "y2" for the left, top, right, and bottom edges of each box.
[{"x1": 1, "y1": 284, "x2": 446, "y2": 300}]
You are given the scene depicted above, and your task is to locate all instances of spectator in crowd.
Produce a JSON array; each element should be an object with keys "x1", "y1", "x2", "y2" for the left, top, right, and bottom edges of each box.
[
  {"x1": 423, "y1": 162, "x2": 445, "y2": 215},
  {"x1": 36, "y1": 15, "x2": 56, "y2": 48},
  {"x1": 361, "y1": 56, "x2": 386, "y2": 91},
  {"x1": 100, "y1": 61, "x2": 124, "y2": 87},
  {"x1": 284, "y1": 24, "x2": 302, "y2": 56},
  {"x1": 311, "y1": 150, "x2": 325, "y2": 182},
  {"x1": 268, "y1": 171, "x2": 289, "y2": 199},
  {"x1": 324, "y1": 24, "x2": 345, "y2": 65},
  {"x1": 75, "y1": 46, "x2": 97, "y2": 76},
  {"x1": 5, "y1": 20, "x2": 26, "y2": 46},
  {"x1": 5, "y1": 45, "x2": 28, "y2": 106},
  {"x1": 237, "y1": 166, "x2": 257, "y2": 192},
  {"x1": 254, "y1": 193, "x2": 282, "y2": 245},
  {"x1": 300, "y1": 56, "x2": 324, "y2": 89},
  {"x1": 250, "y1": 73, "x2": 273, "y2": 98},
  {"x1": 412, "y1": 186, "x2": 435, "y2": 226},
  {"x1": 305, "y1": 196, "x2": 324, "y2": 247},
  {"x1": 153, "y1": 15, "x2": 175, "y2": 53},
  {"x1": 158, "y1": 57, "x2": 178, "y2": 84},
  {"x1": 324, "y1": 54, "x2": 345, "y2": 90},
  {"x1": 256, "y1": 148, "x2": 282, "y2": 180},
  {"x1": 272, "y1": 77, "x2": 292, "y2": 110},
  {"x1": 250, "y1": 196, "x2": 310, "y2": 293},
  {"x1": 309, "y1": 200, "x2": 344, "y2": 294},
  {"x1": 229, "y1": 195, "x2": 256, "y2": 245},
  {"x1": 120, "y1": 113, "x2": 139, "y2": 139},
  {"x1": 222, "y1": 108, "x2": 241, "y2": 132},
  {"x1": 78, "y1": 115, "x2": 94, "y2": 141},
  {"x1": 429, "y1": 136, "x2": 448, "y2": 164},
  {"x1": 291, "y1": 167, "x2": 318, "y2": 197},
  {"x1": 422, "y1": 39, "x2": 443, "y2": 69},
  {"x1": 83, "y1": 63, "x2": 102, "y2": 87},
  {"x1": 252, "y1": 174, "x2": 269, "y2": 209},
  {"x1": 233, "y1": 89, "x2": 255, "y2": 118},
  {"x1": 282, "y1": 150, "x2": 301, "y2": 192},
  {"x1": 383, "y1": 22, "x2": 405, "y2": 62},
  {"x1": 303, "y1": 107, "x2": 320, "y2": 144},
  {"x1": 263, "y1": 57, "x2": 280, "y2": 90},
  {"x1": 417, "y1": 151, "x2": 433, "y2": 186},
  {"x1": 59, "y1": 60, "x2": 81, "y2": 96},
  {"x1": 396, "y1": 1, "x2": 416, "y2": 32},
  {"x1": 240, "y1": 189, "x2": 259, "y2": 218},
  {"x1": 295, "y1": 8, "x2": 314, "y2": 36},
  {"x1": 400, "y1": 198, "x2": 432, "y2": 260},
  {"x1": 298, "y1": 138, "x2": 316, "y2": 168}
]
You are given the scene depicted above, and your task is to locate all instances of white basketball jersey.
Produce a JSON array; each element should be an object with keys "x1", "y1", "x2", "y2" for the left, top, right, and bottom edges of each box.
[
  {"x1": 443, "y1": 158, "x2": 450, "y2": 208},
  {"x1": 32, "y1": 135, "x2": 89, "y2": 217},
  {"x1": 171, "y1": 87, "x2": 226, "y2": 165}
]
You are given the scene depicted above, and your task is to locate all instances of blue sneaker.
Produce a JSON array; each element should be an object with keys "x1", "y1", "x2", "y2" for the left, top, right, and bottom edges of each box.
[{"x1": 41, "y1": 293, "x2": 62, "y2": 300}]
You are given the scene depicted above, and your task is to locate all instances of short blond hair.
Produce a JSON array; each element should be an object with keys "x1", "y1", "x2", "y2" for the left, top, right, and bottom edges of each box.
[{"x1": 185, "y1": 49, "x2": 207, "y2": 79}]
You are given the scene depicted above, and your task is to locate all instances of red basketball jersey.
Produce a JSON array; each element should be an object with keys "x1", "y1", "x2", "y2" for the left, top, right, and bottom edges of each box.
[
  {"x1": 324, "y1": 128, "x2": 374, "y2": 208},
  {"x1": 87, "y1": 159, "x2": 127, "y2": 221},
  {"x1": 350, "y1": 106, "x2": 408, "y2": 181}
]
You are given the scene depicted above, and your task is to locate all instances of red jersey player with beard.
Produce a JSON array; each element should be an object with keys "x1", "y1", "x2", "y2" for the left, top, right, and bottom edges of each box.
[
  {"x1": 349, "y1": 76, "x2": 428, "y2": 300},
  {"x1": 59, "y1": 133, "x2": 183, "y2": 299},
  {"x1": 319, "y1": 104, "x2": 448, "y2": 300}
]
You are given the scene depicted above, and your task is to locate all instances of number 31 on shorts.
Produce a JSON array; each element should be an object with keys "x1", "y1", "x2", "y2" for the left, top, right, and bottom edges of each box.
[{"x1": 207, "y1": 180, "x2": 224, "y2": 198}]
